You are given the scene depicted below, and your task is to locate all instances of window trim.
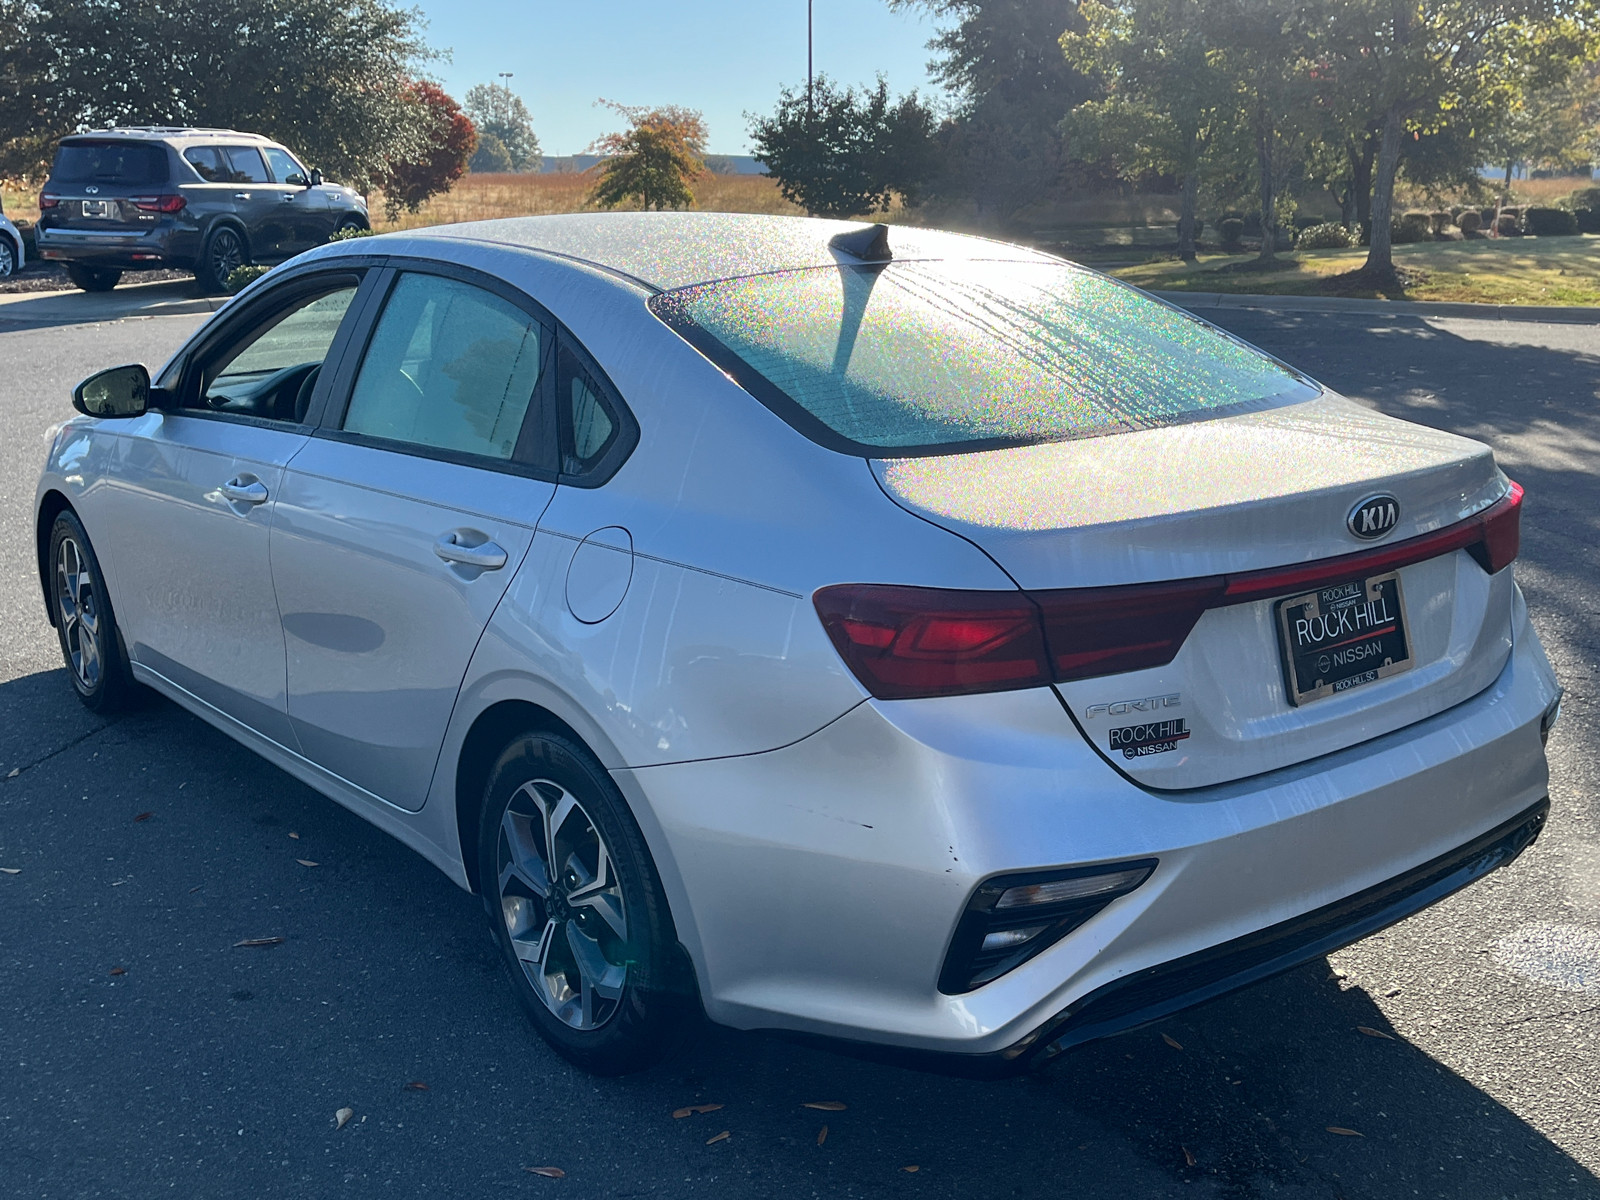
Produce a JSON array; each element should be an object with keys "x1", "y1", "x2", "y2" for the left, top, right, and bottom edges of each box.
[
  {"x1": 163, "y1": 266, "x2": 375, "y2": 430},
  {"x1": 554, "y1": 330, "x2": 638, "y2": 488},
  {"x1": 316, "y1": 259, "x2": 570, "y2": 481},
  {"x1": 647, "y1": 264, "x2": 1322, "y2": 460}
]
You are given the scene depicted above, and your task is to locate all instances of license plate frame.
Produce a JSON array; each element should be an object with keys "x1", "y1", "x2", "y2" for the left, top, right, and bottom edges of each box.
[
  {"x1": 1275, "y1": 570, "x2": 1413, "y2": 706},
  {"x1": 81, "y1": 199, "x2": 114, "y2": 219}
]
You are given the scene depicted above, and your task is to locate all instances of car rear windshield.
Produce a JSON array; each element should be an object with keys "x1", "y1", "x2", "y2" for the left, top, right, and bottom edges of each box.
[
  {"x1": 649, "y1": 260, "x2": 1319, "y2": 455},
  {"x1": 51, "y1": 141, "x2": 170, "y2": 185}
]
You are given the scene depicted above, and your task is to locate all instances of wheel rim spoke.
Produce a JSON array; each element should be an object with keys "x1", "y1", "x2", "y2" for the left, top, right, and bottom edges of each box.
[
  {"x1": 495, "y1": 774, "x2": 630, "y2": 1031},
  {"x1": 55, "y1": 538, "x2": 100, "y2": 688}
]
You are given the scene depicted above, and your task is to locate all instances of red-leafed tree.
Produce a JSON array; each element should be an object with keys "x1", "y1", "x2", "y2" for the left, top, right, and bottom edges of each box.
[{"x1": 382, "y1": 81, "x2": 476, "y2": 218}]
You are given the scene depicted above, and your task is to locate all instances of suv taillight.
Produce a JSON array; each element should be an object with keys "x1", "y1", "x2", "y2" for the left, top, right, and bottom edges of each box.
[
  {"x1": 131, "y1": 194, "x2": 186, "y2": 213},
  {"x1": 39, "y1": 194, "x2": 60, "y2": 208},
  {"x1": 816, "y1": 481, "x2": 1524, "y2": 701}
]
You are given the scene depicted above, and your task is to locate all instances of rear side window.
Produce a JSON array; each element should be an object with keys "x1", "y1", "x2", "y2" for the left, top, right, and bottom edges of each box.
[
  {"x1": 650, "y1": 260, "x2": 1319, "y2": 455},
  {"x1": 183, "y1": 147, "x2": 227, "y2": 182},
  {"x1": 222, "y1": 147, "x2": 270, "y2": 184},
  {"x1": 343, "y1": 273, "x2": 546, "y2": 460},
  {"x1": 51, "y1": 141, "x2": 169, "y2": 185},
  {"x1": 559, "y1": 344, "x2": 619, "y2": 473}
]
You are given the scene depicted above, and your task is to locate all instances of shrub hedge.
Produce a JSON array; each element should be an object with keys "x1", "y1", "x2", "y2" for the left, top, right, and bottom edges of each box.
[
  {"x1": 1296, "y1": 221, "x2": 1353, "y2": 250},
  {"x1": 225, "y1": 264, "x2": 272, "y2": 293},
  {"x1": 1455, "y1": 210, "x2": 1482, "y2": 234},
  {"x1": 1524, "y1": 207, "x2": 1578, "y2": 236}
]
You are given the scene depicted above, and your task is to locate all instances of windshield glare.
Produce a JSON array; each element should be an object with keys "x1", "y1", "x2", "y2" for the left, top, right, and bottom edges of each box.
[{"x1": 651, "y1": 260, "x2": 1319, "y2": 454}]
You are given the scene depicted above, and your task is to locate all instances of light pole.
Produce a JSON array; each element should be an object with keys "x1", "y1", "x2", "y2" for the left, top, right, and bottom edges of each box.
[
  {"x1": 807, "y1": 0, "x2": 813, "y2": 117},
  {"x1": 497, "y1": 72, "x2": 513, "y2": 128}
]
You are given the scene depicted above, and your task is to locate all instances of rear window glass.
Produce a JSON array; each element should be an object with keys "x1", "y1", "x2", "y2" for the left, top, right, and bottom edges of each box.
[
  {"x1": 649, "y1": 261, "x2": 1319, "y2": 454},
  {"x1": 51, "y1": 142, "x2": 170, "y2": 185}
]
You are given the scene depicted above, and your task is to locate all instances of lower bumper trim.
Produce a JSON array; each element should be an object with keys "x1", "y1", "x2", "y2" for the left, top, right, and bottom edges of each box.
[{"x1": 1033, "y1": 796, "x2": 1549, "y2": 1061}]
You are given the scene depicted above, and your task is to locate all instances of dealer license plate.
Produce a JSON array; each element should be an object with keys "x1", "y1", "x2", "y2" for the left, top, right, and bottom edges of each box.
[
  {"x1": 1275, "y1": 571, "x2": 1413, "y2": 706},
  {"x1": 81, "y1": 199, "x2": 113, "y2": 219}
]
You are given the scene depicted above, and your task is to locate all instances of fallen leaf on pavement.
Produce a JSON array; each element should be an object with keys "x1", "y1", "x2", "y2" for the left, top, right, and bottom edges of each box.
[
  {"x1": 403, "y1": 1081, "x2": 428, "y2": 1091},
  {"x1": 108, "y1": 966, "x2": 125, "y2": 976},
  {"x1": 1183, "y1": 1146, "x2": 1196, "y2": 1166},
  {"x1": 901, "y1": 1165, "x2": 920, "y2": 1173},
  {"x1": 289, "y1": 832, "x2": 300, "y2": 839},
  {"x1": 1325, "y1": 1126, "x2": 1364, "y2": 1137},
  {"x1": 817, "y1": 1125, "x2": 828, "y2": 1145},
  {"x1": 334, "y1": 1107, "x2": 354, "y2": 1130},
  {"x1": 524, "y1": 1166, "x2": 565, "y2": 1178},
  {"x1": 1162, "y1": 1034, "x2": 1183, "y2": 1050},
  {"x1": 233, "y1": 936, "x2": 285, "y2": 948},
  {"x1": 133, "y1": 812, "x2": 153, "y2": 822},
  {"x1": 706, "y1": 1130, "x2": 731, "y2": 1144},
  {"x1": 803, "y1": 1101, "x2": 847, "y2": 1111},
  {"x1": 1356, "y1": 1026, "x2": 1394, "y2": 1040},
  {"x1": 672, "y1": 1103, "x2": 723, "y2": 1118},
  {"x1": 6, "y1": 767, "x2": 18, "y2": 778},
  {"x1": 296, "y1": 859, "x2": 319, "y2": 868},
  {"x1": 0, "y1": 868, "x2": 19, "y2": 875}
]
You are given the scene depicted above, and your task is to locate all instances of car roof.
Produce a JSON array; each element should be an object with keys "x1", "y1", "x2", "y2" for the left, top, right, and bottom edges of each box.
[
  {"x1": 402, "y1": 212, "x2": 1059, "y2": 292},
  {"x1": 64, "y1": 128, "x2": 273, "y2": 144}
]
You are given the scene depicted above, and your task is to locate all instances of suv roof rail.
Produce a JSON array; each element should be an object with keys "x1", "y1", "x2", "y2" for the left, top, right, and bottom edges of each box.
[{"x1": 73, "y1": 127, "x2": 269, "y2": 141}]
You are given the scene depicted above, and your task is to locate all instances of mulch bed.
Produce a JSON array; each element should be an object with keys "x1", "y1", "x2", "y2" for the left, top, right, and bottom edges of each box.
[{"x1": 0, "y1": 261, "x2": 192, "y2": 294}]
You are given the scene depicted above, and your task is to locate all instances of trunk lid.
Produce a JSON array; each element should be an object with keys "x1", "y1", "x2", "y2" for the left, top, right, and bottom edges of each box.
[
  {"x1": 874, "y1": 393, "x2": 1516, "y2": 788},
  {"x1": 44, "y1": 139, "x2": 171, "y2": 233}
]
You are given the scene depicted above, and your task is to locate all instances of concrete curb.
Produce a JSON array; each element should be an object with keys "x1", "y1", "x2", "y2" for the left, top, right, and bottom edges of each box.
[{"x1": 1152, "y1": 290, "x2": 1600, "y2": 324}]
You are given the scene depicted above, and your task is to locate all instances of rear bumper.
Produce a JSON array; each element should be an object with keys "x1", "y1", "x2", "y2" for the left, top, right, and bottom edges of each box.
[
  {"x1": 34, "y1": 224, "x2": 196, "y2": 270},
  {"x1": 618, "y1": 585, "x2": 1558, "y2": 1059}
]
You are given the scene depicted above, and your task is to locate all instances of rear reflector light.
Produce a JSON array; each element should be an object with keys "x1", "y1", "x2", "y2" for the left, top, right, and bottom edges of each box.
[
  {"x1": 131, "y1": 194, "x2": 186, "y2": 213},
  {"x1": 940, "y1": 860, "x2": 1157, "y2": 993},
  {"x1": 817, "y1": 482, "x2": 1522, "y2": 701}
]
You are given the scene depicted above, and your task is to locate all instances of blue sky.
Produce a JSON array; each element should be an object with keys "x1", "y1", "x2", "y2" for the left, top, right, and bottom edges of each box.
[{"x1": 411, "y1": 1, "x2": 947, "y2": 155}]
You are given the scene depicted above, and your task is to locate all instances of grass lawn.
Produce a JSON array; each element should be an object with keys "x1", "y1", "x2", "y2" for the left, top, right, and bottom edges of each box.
[{"x1": 1108, "y1": 235, "x2": 1600, "y2": 306}]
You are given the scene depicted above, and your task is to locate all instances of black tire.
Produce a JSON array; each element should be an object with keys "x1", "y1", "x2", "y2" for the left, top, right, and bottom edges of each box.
[
  {"x1": 47, "y1": 510, "x2": 139, "y2": 713},
  {"x1": 65, "y1": 263, "x2": 121, "y2": 292},
  {"x1": 194, "y1": 225, "x2": 246, "y2": 294},
  {"x1": 478, "y1": 731, "x2": 694, "y2": 1075}
]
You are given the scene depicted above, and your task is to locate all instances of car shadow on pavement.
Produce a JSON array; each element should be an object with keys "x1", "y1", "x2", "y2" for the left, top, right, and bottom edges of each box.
[
  {"x1": 1, "y1": 670, "x2": 1595, "y2": 1200},
  {"x1": 0, "y1": 278, "x2": 226, "y2": 331}
]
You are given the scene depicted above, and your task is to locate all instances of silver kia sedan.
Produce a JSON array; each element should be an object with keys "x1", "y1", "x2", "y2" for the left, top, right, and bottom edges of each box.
[{"x1": 35, "y1": 214, "x2": 1560, "y2": 1075}]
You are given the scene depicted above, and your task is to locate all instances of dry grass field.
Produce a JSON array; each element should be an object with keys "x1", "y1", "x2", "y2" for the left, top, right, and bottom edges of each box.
[{"x1": 372, "y1": 170, "x2": 818, "y2": 232}]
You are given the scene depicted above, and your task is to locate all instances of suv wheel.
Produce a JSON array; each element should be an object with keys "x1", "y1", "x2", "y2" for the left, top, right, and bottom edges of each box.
[
  {"x1": 0, "y1": 235, "x2": 15, "y2": 278},
  {"x1": 195, "y1": 226, "x2": 246, "y2": 294},
  {"x1": 478, "y1": 731, "x2": 695, "y2": 1075},
  {"x1": 66, "y1": 263, "x2": 122, "y2": 292},
  {"x1": 48, "y1": 511, "x2": 139, "y2": 712}
]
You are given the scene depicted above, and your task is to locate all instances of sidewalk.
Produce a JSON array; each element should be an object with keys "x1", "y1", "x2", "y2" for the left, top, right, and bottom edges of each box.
[
  {"x1": 1153, "y1": 290, "x2": 1600, "y2": 324},
  {"x1": 0, "y1": 279, "x2": 229, "y2": 328}
]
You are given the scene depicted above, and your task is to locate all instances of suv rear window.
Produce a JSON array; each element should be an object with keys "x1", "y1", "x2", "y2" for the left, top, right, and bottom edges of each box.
[
  {"x1": 51, "y1": 141, "x2": 170, "y2": 185},
  {"x1": 649, "y1": 260, "x2": 1319, "y2": 455}
]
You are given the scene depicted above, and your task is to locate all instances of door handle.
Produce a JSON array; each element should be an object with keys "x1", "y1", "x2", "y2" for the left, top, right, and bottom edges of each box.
[
  {"x1": 434, "y1": 530, "x2": 508, "y2": 570},
  {"x1": 281, "y1": 194, "x2": 296, "y2": 203},
  {"x1": 234, "y1": 192, "x2": 251, "y2": 200},
  {"x1": 220, "y1": 477, "x2": 269, "y2": 505}
]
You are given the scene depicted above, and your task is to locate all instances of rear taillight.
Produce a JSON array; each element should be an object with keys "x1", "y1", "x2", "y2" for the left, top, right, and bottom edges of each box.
[
  {"x1": 817, "y1": 482, "x2": 1523, "y2": 701},
  {"x1": 39, "y1": 194, "x2": 60, "y2": 209},
  {"x1": 813, "y1": 585, "x2": 1050, "y2": 700},
  {"x1": 131, "y1": 194, "x2": 186, "y2": 213},
  {"x1": 1470, "y1": 479, "x2": 1521, "y2": 573},
  {"x1": 1035, "y1": 578, "x2": 1225, "y2": 682}
]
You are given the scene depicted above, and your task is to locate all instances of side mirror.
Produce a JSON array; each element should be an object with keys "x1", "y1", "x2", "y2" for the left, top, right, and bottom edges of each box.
[
  {"x1": 309, "y1": 169, "x2": 324, "y2": 187},
  {"x1": 73, "y1": 364, "x2": 149, "y2": 418}
]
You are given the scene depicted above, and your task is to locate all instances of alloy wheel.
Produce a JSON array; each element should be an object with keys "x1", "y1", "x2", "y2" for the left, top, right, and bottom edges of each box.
[
  {"x1": 54, "y1": 535, "x2": 103, "y2": 691},
  {"x1": 496, "y1": 779, "x2": 629, "y2": 1030},
  {"x1": 0, "y1": 238, "x2": 14, "y2": 278},
  {"x1": 210, "y1": 230, "x2": 244, "y2": 282}
]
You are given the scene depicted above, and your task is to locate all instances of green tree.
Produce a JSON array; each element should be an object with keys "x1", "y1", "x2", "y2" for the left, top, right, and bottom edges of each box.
[
  {"x1": 464, "y1": 82, "x2": 542, "y2": 172},
  {"x1": 469, "y1": 131, "x2": 514, "y2": 174},
  {"x1": 749, "y1": 75, "x2": 937, "y2": 217},
  {"x1": 1062, "y1": 0, "x2": 1234, "y2": 260},
  {"x1": 891, "y1": 1, "x2": 1092, "y2": 221},
  {"x1": 1320, "y1": 0, "x2": 1600, "y2": 281},
  {"x1": 588, "y1": 103, "x2": 707, "y2": 211},
  {"x1": 0, "y1": 0, "x2": 436, "y2": 186}
]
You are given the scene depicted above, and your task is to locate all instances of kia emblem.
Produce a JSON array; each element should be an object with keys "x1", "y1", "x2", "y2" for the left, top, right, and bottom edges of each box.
[
  {"x1": 1347, "y1": 494, "x2": 1400, "y2": 540},
  {"x1": 85, "y1": 185, "x2": 99, "y2": 194}
]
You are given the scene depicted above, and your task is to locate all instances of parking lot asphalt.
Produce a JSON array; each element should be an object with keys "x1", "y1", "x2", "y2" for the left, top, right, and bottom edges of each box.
[{"x1": 1, "y1": 295, "x2": 1597, "y2": 1200}]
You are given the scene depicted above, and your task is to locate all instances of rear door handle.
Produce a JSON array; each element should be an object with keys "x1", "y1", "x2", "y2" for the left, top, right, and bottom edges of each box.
[
  {"x1": 234, "y1": 192, "x2": 251, "y2": 200},
  {"x1": 281, "y1": 194, "x2": 296, "y2": 203},
  {"x1": 220, "y1": 477, "x2": 269, "y2": 505},
  {"x1": 434, "y1": 530, "x2": 507, "y2": 570}
]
